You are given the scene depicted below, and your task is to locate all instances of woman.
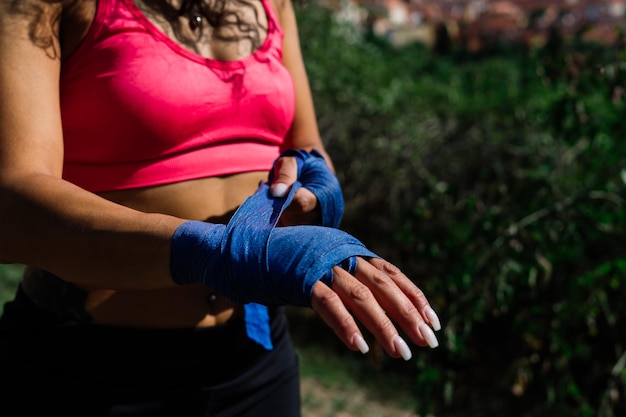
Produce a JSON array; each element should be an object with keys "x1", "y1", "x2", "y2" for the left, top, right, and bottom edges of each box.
[{"x1": 0, "y1": 0, "x2": 441, "y2": 415}]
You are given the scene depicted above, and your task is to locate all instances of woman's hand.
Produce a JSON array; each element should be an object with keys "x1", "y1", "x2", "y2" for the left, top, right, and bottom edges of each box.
[
  {"x1": 311, "y1": 257, "x2": 441, "y2": 360},
  {"x1": 268, "y1": 150, "x2": 440, "y2": 359},
  {"x1": 270, "y1": 155, "x2": 321, "y2": 226}
]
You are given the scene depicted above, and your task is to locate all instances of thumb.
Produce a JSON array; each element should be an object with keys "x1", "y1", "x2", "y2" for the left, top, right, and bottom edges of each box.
[{"x1": 270, "y1": 156, "x2": 298, "y2": 197}]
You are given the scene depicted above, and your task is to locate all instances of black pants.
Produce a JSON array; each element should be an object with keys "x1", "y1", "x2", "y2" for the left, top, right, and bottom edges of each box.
[{"x1": 0, "y1": 286, "x2": 301, "y2": 417}]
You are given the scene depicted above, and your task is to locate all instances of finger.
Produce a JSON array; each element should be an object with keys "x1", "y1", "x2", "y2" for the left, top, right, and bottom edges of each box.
[
  {"x1": 311, "y1": 280, "x2": 371, "y2": 355},
  {"x1": 291, "y1": 187, "x2": 318, "y2": 213},
  {"x1": 331, "y1": 267, "x2": 413, "y2": 360},
  {"x1": 368, "y1": 258, "x2": 442, "y2": 332},
  {"x1": 270, "y1": 156, "x2": 298, "y2": 197},
  {"x1": 278, "y1": 183, "x2": 320, "y2": 226},
  {"x1": 354, "y1": 259, "x2": 438, "y2": 349}
]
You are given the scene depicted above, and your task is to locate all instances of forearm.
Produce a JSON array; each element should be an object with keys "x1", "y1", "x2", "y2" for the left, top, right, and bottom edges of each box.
[
  {"x1": 277, "y1": 0, "x2": 336, "y2": 173},
  {"x1": 0, "y1": 173, "x2": 183, "y2": 289}
]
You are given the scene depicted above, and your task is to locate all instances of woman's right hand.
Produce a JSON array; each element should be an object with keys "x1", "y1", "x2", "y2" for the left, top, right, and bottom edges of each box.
[{"x1": 311, "y1": 257, "x2": 441, "y2": 361}]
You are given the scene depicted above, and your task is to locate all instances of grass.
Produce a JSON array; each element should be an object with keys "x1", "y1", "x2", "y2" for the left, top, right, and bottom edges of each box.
[
  {"x1": 287, "y1": 307, "x2": 420, "y2": 416},
  {"x1": 296, "y1": 341, "x2": 420, "y2": 416},
  {"x1": 0, "y1": 263, "x2": 24, "y2": 313}
]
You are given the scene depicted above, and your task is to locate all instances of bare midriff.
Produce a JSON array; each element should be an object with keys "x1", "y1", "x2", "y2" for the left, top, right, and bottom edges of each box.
[
  {"x1": 88, "y1": 170, "x2": 269, "y2": 328},
  {"x1": 57, "y1": 1, "x2": 277, "y2": 329}
]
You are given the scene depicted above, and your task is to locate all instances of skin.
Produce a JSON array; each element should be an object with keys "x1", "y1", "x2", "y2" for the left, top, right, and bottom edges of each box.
[{"x1": 0, "y1": 0, "x2": 437, "y2": 359}]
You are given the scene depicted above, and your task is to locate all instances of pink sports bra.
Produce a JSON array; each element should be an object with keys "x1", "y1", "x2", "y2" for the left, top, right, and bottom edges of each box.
[{"x1": 60, "y1": 0, "x2": 295, "y2": 192}]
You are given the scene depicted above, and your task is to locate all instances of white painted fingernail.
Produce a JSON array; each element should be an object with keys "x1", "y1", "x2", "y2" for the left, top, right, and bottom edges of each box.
[
  {"x1": 393, "y1": 335, "x2": 412, "y2": 361},
  {"x1": 271, "y1": 183, "x2": 288, "y2": 197},
  {"x1": 353, "y1": 334, "x2": 370, "y2": 354},
  {"x1": 271, "y1": 183, "x2": 288, "y2": 198},
  {"x1": 419, "y1": 322, "x2": 439, "y2": 349},
  {"x1": 425, "y1": 307, "x2": 442, "y2": 331}
]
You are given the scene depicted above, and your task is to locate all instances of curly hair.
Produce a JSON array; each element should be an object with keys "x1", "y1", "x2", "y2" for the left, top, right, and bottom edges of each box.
[
  {"x1": 6, "y1": 0, "x2": 63, "y2": 59},
  {"x1": 6, "y1": 0, "x2": 269, "y2": 59},
  {"x1": 139, "y1": 0, "x2": 268, "y2": 53}
]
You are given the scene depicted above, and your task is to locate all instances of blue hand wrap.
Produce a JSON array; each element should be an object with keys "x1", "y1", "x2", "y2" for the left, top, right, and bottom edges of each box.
[
  {"x1": 170, "y1": 149, "x2": 378, "y2": 349},
  {"x1": 269, "y1": 148, "x2": 345, "y2": 228}
]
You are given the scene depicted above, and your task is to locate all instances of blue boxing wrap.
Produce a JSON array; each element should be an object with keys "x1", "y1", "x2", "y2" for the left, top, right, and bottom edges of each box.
[
  {"x1": 269, "y1": 149, "x2": 344, "y2": 228},
  {"x1": 170, "y1": 149, "x2": 378, "y2": 349}
]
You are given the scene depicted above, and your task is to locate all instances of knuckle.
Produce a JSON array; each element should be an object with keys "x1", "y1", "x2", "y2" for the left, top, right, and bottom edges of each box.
[
  {"x1": 304, "y1": 195, "x2": 318, "y2": 211},
  {"x1": 339, "y1": 314, "x2": 355, "y2": 330},
  {"x1": 374, "y1": 258, "x2": 402, "y2": 276},
  {"x1": 274, "y1": 159, "x2": 297, "y2": 179},
  {"x1": 275, "y1": 171, "x2": 293, "y2": 182},
  {"x1": 296, "y1": 189, "x2": 318, "y2": 211},
  {"x1": 397, "y1": 300, "x2": 419, "y2": 321},
  {"x1": 314, "y1": 289, "x2": 340, "y2": 308},
  {"x1": 407, "y1": 286, "x2": 427, "y2": 304},
  {"x1": 376, "y1": 317, "x2": 396, "y2": 335},
  {"x1": 370, "y1": 269, "x2": 390, "y2": 287},
  {"x1": 349, "y1": 283, "x2": 373, "y2": 303}
]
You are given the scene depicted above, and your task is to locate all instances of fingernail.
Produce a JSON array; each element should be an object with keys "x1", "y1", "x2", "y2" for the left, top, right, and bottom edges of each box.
[
  {"x1": 271, "y1": 183, "x2": 289, "y2": 198},
  {"x1": 425, "y1": 307, "x2": 442, "y2": 331},
  {"x1": 419, "y1": 322, "x2": 439, "y2": 349},
  {"x1": 353, "y1": 334, "x2": 370, "y2": 354},
  {"x1": 392, "y1": 335, "x2": 412, "y2": 361}
]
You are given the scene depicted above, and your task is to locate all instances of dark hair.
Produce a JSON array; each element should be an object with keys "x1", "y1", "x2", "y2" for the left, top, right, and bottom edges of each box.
[
  {"x1": 7, "y1": 0, "x2": 269, "y2": 59},
  {"x1": 6, "y1": 0, "x2": 63, "y2": 59},
  {"x1": 141, "y1": 0, "x2": 268, "y2": 53}
]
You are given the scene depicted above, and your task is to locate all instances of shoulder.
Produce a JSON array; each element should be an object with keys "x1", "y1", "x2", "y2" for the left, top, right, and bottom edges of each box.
[{"x1": 269, "y1": 0, "x2": 292, "y2": 27}]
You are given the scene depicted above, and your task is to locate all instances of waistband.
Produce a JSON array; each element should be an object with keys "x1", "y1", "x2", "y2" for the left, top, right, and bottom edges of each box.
[
  {"x1": 0, "y1": 283, "x2": 291, "y2": 390},
  {"x1": 20, "y1": 266, "x2": 92, "y2": 322}
]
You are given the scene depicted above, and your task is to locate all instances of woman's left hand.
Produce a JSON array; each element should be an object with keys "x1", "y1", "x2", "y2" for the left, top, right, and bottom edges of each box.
[{"x1": 269, "y1": 155, "x2": 321, "y2": 226}]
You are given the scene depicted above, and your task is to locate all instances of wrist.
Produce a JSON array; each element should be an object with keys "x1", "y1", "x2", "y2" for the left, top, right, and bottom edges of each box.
[{"x1": 169, "y1": 220, "x2": 226, "y2": 286}]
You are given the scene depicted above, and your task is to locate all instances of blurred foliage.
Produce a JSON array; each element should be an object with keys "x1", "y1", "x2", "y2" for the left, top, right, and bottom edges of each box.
[
  {"x1": 0, "y1": 5, "x2": 624, "y2": 417},
  {"x1": 0, "y1": 264, "x2": 24, "y2": 310},
  {"x1": 297, "y1": 5, "x2": 626, "y2": 417}
]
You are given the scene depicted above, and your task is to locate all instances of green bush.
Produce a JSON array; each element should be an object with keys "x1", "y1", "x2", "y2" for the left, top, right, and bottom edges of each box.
[
  {"x1": 0, "y1": 6, "x2": 624, "y2": 417},
  {"x1": 297, "y1": 5, "x2": 626, "y2": 416},
  {"x1": 0, "y1": 264, "x2": 24, "y2": 311}
]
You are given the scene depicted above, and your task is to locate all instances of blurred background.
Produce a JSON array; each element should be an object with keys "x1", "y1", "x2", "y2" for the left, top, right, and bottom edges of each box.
[{"x1": 2, "y1": 0, "x2": 626, "y2": 416}]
